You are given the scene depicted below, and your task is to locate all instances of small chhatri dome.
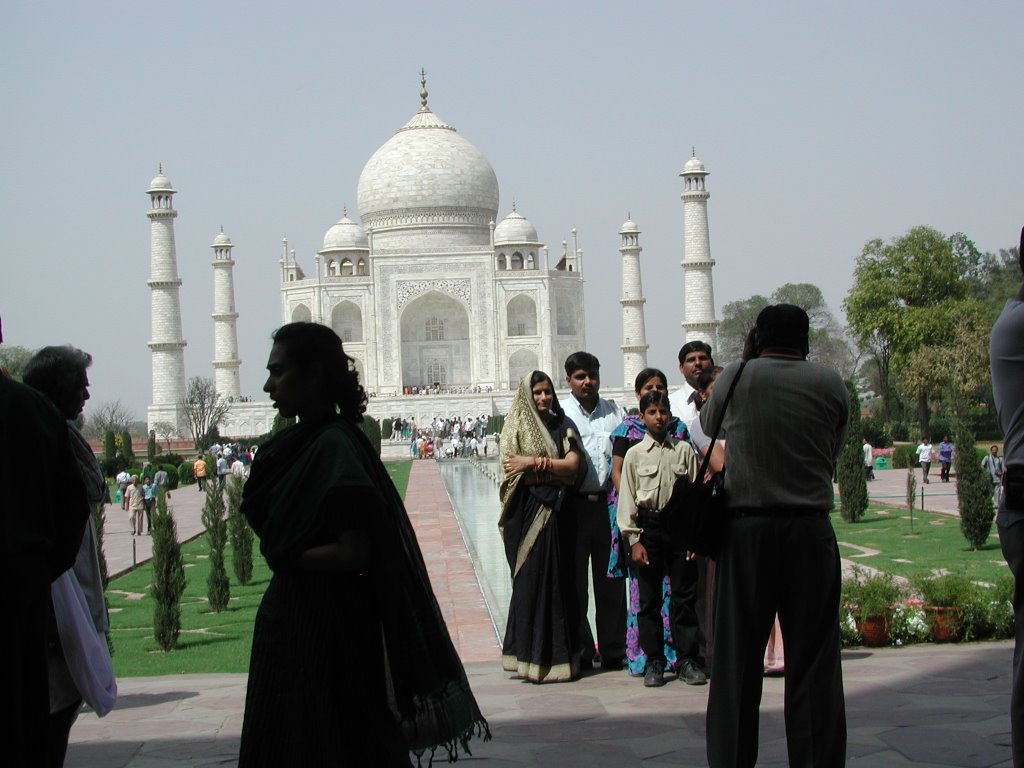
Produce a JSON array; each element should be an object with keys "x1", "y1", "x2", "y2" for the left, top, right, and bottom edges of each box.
[
  {"x1": 682, "y1": 152, "x2": 707, "y2": 175},
  {"x1": 620, "y1": 215, "x2": 639, "y2": 233},
  {"x1": 494, "y1": 208, "x2": 539, "y2": 244},
  {"x1": 212, "y1": 229, "x2": 232, "y2": 247},
  {"x1": 148, "y1": 165, "x2": 173, "y2": 192},
  {"x1": 321, "y1": 213, "x2": 369, "y2": 251}
]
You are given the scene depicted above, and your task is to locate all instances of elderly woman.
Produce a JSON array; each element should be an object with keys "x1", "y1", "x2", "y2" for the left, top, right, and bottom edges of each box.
[
  {"x1": 22, "y1": 345, "x2": 112, "y2": 766},
  {"x1": 238, "y1": 322, "x2": 487, "y2": 766},
  {"x1": 499, "y1": 371, "x2": 583, "y2": 682}
]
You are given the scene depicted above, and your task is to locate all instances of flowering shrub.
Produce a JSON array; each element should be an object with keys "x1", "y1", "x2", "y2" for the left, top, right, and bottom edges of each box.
[
  {"x1": 839, "y1": 611, "x2": 861, "y2": 648},
  {"x1": 889, "y1": 599, "x2": 929, "y2": 646}
]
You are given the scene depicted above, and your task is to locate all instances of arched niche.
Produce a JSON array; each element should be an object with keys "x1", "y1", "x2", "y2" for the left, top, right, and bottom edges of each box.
[
  {"x1": 291, "y1": 304, "x2": 312, "y2": 323},
  {"x1": 331, "y1": 300, "x2": 363, "y2": 343},
  {"x1": 508, "y1": 349, "x2": 539, "y2": 389},
  {"x1": 506, "y1": 294, "x2": 537, "y2": 337},
  {"x1": 556, "y1": 291, "x2": 577, "y2": 335},
  {"x1": 511, "y1": 251, "x2": 524, "y2": 270},
  {"x1": 496, "y1": 253, "x2": 507, "y2": 271},
  {"x1": 399, "y1": 290, "x2": 470, "y2": 389}
]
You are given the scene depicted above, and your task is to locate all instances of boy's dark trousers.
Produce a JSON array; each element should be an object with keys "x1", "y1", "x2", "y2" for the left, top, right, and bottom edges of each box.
[{"x1": 636, "y1": 509, "x2": 703, "y2": 667}]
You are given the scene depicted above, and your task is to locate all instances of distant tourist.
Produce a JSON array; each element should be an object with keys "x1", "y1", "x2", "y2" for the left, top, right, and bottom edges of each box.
[
  {"x1": 983, "y1": 446, "x2": 1005, "y2": 502},
  {"x1": 917, "y1": 437, "x2": 934, "y2": 484},
  {"x1": 863, "y1": 437, "x2": 875, "y2": 481},
  {"x1": 938, "y1": 435, "x2": 955, "y2": 483}
]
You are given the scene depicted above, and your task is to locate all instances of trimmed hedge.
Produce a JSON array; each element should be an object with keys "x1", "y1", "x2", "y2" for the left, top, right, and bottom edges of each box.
[{"x1": 891, "y1": 444, "x2": 918, "y2": 469}]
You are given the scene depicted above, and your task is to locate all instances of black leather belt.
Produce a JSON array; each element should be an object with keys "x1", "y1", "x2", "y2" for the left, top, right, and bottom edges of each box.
[{"x1": 577, "y1": 491, "x2": 607, "y2": 503}]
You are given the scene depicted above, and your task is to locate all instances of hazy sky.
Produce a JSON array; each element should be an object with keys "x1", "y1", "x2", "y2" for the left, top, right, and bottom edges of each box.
[{"x1": 2, "y1": 1, "x2": 1021, "y2": 420}]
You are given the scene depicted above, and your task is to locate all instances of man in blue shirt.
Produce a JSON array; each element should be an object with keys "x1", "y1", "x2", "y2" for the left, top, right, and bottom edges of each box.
[{"x1": 561, "y1": 352, "x2": 626, "y2": 669}]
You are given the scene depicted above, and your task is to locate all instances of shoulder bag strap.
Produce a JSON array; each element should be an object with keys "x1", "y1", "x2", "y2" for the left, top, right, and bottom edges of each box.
[{"x1": 694, "y1": 361, "x2": 747, "y2": 480}]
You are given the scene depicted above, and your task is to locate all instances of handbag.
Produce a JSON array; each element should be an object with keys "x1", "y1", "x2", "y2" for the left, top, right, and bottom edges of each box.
[
  {"x1": 664, "y1": 361, "x2": 746, "y2": 557},
  {"x1": 51, "y1": 569, "x2": 117, "y2": 716}
]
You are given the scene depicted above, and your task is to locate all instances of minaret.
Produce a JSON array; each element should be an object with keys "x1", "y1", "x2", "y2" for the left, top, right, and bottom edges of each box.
[
  {"x1": 146, "y1": 167, "x2": 187, "y2": 432},
  {"x1": 680, "y1": 150, "x2": 719, "y2": 348},
  {"x1": 211, "y1": 228, "x2": 241, "y2": 401},
  {"x1": 619, "y1": 215, "x2": 648, "y2": 387}
]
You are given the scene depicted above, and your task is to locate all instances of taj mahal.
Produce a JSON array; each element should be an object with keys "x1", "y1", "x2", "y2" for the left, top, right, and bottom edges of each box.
[{"x1": 146, "y1": 76, "x2": 719, "y2": 438}]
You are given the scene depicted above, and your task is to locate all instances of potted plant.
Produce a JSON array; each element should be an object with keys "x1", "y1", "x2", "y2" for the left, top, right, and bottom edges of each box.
[
  {"x1": 914, "y1": 573, "x2": 975, "y2": 643},
  {"x1": 843, "y1": 567, "x2": 903, "y2": 647}
]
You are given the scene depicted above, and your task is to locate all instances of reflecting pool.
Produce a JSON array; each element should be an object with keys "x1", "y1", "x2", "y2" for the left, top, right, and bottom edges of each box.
[{"x1": 438, "y1": 459, "x2": 508, "y2": 639}]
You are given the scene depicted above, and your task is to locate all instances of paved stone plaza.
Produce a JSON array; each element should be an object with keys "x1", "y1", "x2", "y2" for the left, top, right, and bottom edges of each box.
[{"x1": 66, "y1": 462, "x2": 1016, "y2": 767}]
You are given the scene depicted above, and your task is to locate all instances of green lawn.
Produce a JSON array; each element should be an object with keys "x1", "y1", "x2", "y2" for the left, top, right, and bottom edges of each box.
[
  {"x1": 832, "y1": 502, "x2": 1006, "y2": 585},
  {"x1": 108, "y1": 460, "x2": 412, "y2": 677}
]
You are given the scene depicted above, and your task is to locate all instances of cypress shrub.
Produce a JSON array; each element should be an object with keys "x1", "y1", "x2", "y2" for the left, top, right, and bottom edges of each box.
[
  {"x1": 103, "y1": 430, "x2": 116, "y2": 465},
  {"x1": 906, "y1": 467, "x2": 917, "y2": 511},
  {"x1": 226, "y1": 476, "x2": 253, "y2": 585},
  {"x1": 120, "y1": 430, "x2": 135, "y2": 465},
  {"x1": 177, "y1": 461, "x2": 195, "y2": 486},
  {"x1": 160, "y1": 463, "x2": 180, "y2": 490},
  {"x1": 201, "y1": 488, "x2": 230, "y2": 612},
  {"x1": 891, "y1": 445, "x2": 918, "y2": 469},
  {"x1": 955, "y1": 421, "x2": 995, "y2": 550},
  {"x1": 837, "y1": 381, "x2": 868, "y2": 522},
  {"x1": 151, "y1": 489, "x2": 186, "y2": 651},
  {"x1": 361, "y1": 415, "x2": 382, "y2": 455},
  {"x1": 147, "y1": 430, "x2": 157, "y2": 463},
  {"x1": 381, "y1": 418, "x2": 393, "y2": 440}
]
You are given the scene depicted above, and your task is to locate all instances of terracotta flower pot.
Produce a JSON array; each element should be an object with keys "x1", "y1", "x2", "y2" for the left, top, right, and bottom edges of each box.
[
  {"x1": 925, "y1": 606, "x2": 962, "y2": 643},
  {"x1": 858, "y1": 613, "x2": 890, "y2": 647}
]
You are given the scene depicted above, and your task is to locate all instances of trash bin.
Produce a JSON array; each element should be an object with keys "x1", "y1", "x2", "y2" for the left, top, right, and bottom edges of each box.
[{"x1": 874, "y1": 457, "x2": 888, "y2": 471}]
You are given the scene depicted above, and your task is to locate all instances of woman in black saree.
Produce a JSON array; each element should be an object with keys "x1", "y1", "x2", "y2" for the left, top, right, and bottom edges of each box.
[
  {"x1": 499, "y1": 371, "x2": 583, "y2": 682},
  {"x1": 239, "y1": 322, "x2": 488, "y2": 766}
]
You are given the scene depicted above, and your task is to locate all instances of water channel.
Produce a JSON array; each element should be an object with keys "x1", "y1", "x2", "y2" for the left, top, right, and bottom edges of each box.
[
  {"x1": 437, "y1": 459, "x2": 510, "y2": 640},
  {"x1": 437, "y1": 458, "x2": 599, "y2": 646}
]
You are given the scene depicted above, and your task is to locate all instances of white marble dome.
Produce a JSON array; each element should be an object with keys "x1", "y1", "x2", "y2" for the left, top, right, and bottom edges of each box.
[
  {"x1": 321, "y1": 214, "x2": 368, "y2": 251},
  {"x1": 356, "y1": 108, "x2": 499, "y2": 232},
  {"x1": 148, "y1": 172, "x2": 173, "y2": 192},
  {"x1": 212, "y1": 231, "x2": 232, "y2": 246},
  {"x1": 620, "y1": 217, "x2": 639, "y2": 233},
  {"x1": 682, "y1": 155, "x2": 707, "y2": 175},
  {"x1": 494, "y1": 209, "x2": 539, "y2": 244}
]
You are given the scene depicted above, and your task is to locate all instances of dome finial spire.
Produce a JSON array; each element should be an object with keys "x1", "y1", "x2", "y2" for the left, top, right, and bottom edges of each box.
[
  {"x1": 158, "y1": 162, "x2": 163, "y2": 174},
  {"x1": 692, "y1": 146, "x2": 696, "y2": 157},
  {"x1": 419, "y1": 68, "x2": 429, "y2": 111},
  {"x1": 512, "y1": 198, "x2": 517, "y2": 213},
  {"x1": 343, "y1": 203, "x2": 348, "y2": 217}
]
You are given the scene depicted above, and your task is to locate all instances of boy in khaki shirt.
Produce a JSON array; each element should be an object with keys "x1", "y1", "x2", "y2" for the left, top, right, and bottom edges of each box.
[{"x1": 617, "y1": 390, "x2": 701, "y2": 687}]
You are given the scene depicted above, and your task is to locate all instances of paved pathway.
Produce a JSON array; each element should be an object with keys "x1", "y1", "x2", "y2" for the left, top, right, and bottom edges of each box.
[{"x1": 66, "y1": 460, "x2": 1015, "y2": 767}]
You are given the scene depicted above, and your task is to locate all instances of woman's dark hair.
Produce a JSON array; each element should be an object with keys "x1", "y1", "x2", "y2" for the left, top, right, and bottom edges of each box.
[
  {"x1": 22, "y1": 345, "x2": 92, "y2": 419},
  {"x1": 528, "y1": 370, "x2": 564, "y2": 419},
  {"x1": 271, "y1": 322, "x2": 367, "y2": 423},
  {"x1": 633, "y1": 367, "x2": 668, "y2": 394},
  {"x1": 638, "y1": 389, "x2": 670, "y2": 414}
]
